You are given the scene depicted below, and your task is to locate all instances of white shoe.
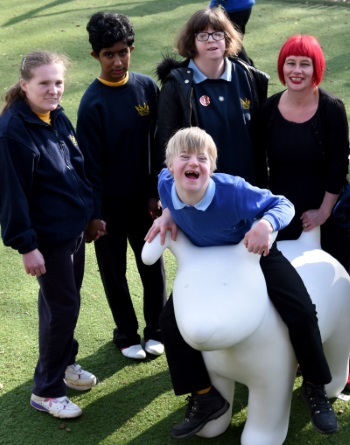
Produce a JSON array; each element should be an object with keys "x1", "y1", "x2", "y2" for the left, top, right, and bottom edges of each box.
[
  {"x1": 121, "y1": 344, "x2": 146, "y2": 360},
  {"x1": 30, "y1": 394, "x2": 82, "y2": 418},
  {"x1": 145, "y1": 339, "x2": 164, "y2": 356},
  {"x1": 65, "y1": 363, "x2": 97, "y2": 391}
]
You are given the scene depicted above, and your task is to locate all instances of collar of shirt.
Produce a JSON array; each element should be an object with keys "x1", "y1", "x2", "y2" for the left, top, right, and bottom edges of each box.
[
  {"x1": 171, "y1": 177, "x2": 216, "y2": 210},
  {"x1": 97, "y1": 72, "x2": 129, "y2": 87},
  {"x1": 188, "y1": 58, "x2": 232, "y2": 84}
]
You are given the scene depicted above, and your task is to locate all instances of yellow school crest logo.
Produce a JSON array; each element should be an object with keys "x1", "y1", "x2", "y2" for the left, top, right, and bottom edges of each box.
[
  {"x1": 135, "y1": 103, "x2": 150, "y2": 116},
  {"x1": 69, "y1": 134, "x2": 78, "y2": 146},
  {"x1": 240, "y1": 98, "x2": 251, "y2": 110}
]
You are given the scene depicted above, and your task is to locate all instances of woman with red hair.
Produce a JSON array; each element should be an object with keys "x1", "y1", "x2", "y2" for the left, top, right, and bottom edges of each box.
[
  {"x1": 255, "y1": 34, "x2": 350, "y2": 387},
  {"x1": 255, "y1": 34, "x2": 349, "y2": 269},
  {"x1": 277, "y1": 34, "x2": 325, "y2": 86}
]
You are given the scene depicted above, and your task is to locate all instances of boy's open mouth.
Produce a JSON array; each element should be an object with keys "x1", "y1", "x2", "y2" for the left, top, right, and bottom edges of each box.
[{"x1": 185, "y1": 171, "x2": 199, "y2": 179}]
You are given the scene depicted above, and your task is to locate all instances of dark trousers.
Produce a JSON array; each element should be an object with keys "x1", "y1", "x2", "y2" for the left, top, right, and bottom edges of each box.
[
  {"x1": 228, "y1": 8, "x2": 254, "y2": 66},
  {"x1": 228, "y1": 8, "x2": 252, "y2": 35},
  {"x1": 321, "y1": 216, "x2": 350, "y2": 274},
  {"x1": 160, "y1": 243, "x2": 331, "y2": 395},
  {"x1": 95, "y1": 197, "x2": 167, "y2": 348},
  {"x1": 33, "y1": 234, "x2": 84, "y2": 398}
]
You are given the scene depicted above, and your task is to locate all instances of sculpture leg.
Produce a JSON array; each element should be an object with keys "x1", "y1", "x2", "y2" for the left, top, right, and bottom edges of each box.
[
  {"x1": 196, "y1": 368, "x2": 235, "y2": 438},
  {"x1": 323, "y1": 336, "x2": 350, "y2": 398},
  {"x1": 239, "y1": 310, "x2": 296, "y2": 445},
  {"x1": 241, "y1": 373, "x2": 294, "y2": 445}
]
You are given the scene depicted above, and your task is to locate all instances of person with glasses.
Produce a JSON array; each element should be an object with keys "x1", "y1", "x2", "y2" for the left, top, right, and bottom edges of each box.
[
  {"x1": 195, "y1": 30, "x2": 225, "y2": 41},
  {"x1": 151, "y1": 7, "x2": 338, "y2": 439},
  {"x1": 156, "y1": 6, "x2": 267, "y2": 185}
]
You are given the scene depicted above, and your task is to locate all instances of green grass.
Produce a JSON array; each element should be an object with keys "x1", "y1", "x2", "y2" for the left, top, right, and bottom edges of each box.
[{"x1": 1, "y1": 1, "x2": 350, "y2": 444}]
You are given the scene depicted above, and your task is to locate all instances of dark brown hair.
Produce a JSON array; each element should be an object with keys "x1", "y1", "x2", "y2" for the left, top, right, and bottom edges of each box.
[{"x1": 175, "y1": 7, "x2": 242, "y2": 59}]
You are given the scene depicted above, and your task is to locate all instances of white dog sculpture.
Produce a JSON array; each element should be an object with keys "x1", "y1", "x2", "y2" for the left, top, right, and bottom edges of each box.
[{"x1": 142, "y1": 227, "x2": 350, "y2": 445}]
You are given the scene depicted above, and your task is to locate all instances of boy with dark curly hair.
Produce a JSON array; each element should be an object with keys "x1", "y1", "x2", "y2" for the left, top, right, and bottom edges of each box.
[{"x1": 77, "y1": 11, "x2": 166, "y2": 360}]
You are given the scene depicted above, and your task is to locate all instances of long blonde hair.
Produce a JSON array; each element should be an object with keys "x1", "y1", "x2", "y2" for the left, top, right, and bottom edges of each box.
[{"x1": 1, "y1": 50, "x2": 69, "y2": 114}]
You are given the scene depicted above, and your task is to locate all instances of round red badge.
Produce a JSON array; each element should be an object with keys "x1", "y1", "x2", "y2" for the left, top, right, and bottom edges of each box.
[{"x1": 199, "y1": 95, "x2": 210, "y2": 106}]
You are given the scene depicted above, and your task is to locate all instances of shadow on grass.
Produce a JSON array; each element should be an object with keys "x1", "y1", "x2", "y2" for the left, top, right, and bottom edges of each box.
[
  {"x1": 77, "y1": 340, "x2": 127, "y2": 382},
  {"x1": 0, "y1": 341, "x2": 173, "y2": 444},
  {"x1": 3, "y1": 0, "x2": 77, "y2": 26},
  {"x1": 58, "y1": 374, "x2": 249, "y2": 444},
  {"x1": 0, "y1": 366, "x2": 345, "y2": 445},
  {"x1": 0, "y1": 339, "x2": 246, "y2": 445},
  {"x1": 2, "y1": 0, "x2": 206, "y2": 27}
]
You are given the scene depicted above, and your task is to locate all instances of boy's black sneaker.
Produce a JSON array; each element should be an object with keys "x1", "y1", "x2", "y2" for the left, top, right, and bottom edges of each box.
[
  {"x1": 171, "y1": 387, "x2": 230, "y2": 439},
  {"x1": 301, "y1": 382, "x2": 338, "y2": 435}
]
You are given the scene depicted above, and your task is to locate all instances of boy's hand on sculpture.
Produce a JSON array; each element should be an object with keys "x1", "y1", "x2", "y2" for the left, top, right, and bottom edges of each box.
[
  {"x1": 243, "y1": 218, "x2": 273, "y2": 256},
  {"x1": 145, "y1": 207, "x2": 178, "y2": 245}
]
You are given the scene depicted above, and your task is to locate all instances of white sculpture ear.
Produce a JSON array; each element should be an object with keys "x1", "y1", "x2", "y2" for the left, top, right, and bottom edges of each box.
[
  {"x1": 141, "y1": 231, "x2": 171, "y2": 265},
  {"x1": 297, "y1": 226, "x2": 321, "y2": 249}
]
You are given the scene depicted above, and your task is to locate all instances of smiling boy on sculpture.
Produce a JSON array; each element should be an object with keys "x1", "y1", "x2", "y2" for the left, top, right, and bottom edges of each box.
[{"x1": 144, "y1": 126, "x2": 338, "y2": 439}]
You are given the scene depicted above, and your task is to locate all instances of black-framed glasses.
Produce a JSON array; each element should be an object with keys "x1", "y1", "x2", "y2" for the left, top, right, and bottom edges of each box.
[{"x1": 195, "y1": 31, "x2": 225, "y2": 42}]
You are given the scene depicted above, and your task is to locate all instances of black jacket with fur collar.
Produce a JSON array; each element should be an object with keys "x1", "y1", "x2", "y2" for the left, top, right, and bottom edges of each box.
[{"x1": 155, "y1": 56, "x2": 269, "y2": 161}]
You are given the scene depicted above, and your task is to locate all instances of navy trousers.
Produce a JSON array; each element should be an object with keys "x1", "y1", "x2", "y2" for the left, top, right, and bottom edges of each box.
[
  {"x1": 227, "y1": 7, "x2": 252, "y2": 35},
  {"x1": 33, "y1": 234, "x2": 84, "y2": 398},
  {"x1": 94, "y1": 196, "x2": 167, "y2": 348},
  {"x1": 228, "y1": 7, "x2": 254, "y2": 65}
]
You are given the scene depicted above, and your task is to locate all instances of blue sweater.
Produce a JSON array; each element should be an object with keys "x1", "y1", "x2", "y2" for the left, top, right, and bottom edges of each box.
[
  {"x1": 158, "y1": 169, "x2": 294, "y2": 247},
  {"x1": 209, "y1": 0, "x2": 255, "y2": 13},
  {"x1": 0, "y1": 99, "x2": 93, "y2": 253}
]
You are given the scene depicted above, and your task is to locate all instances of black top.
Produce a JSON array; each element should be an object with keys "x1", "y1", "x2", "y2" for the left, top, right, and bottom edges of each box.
[
  {"x1": 156, "y1": 56, "x2": 269, "y2": 183},
  {"x1": 254, "y1": 88, "x2": 349, "y2": 240}
]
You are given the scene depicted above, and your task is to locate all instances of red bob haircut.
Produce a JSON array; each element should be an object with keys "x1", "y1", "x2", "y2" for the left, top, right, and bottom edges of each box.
[{"x1": 277, "y1": 35, "x2": 326, "y2": 86}]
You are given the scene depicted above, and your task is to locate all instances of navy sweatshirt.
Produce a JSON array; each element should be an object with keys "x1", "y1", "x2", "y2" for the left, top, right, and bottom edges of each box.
[{"x1": 0, "y1": 99, "x2": 93, "y2": 253}]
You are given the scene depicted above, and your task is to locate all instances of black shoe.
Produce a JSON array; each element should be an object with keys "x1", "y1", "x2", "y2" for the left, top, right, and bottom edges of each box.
[
  {"x1": 171, "y1": 387, "x2": 230, "y2": 439},
  {"x1": 301, "y1": 382, "x2": 338, "y2": 435}
]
